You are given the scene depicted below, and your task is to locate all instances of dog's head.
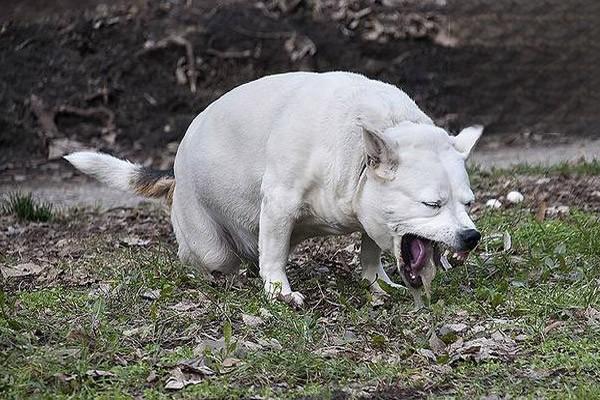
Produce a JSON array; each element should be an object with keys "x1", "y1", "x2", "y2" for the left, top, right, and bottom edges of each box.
[{"x1": 355, "y1": 121, "x2": 483, "y2": 287}]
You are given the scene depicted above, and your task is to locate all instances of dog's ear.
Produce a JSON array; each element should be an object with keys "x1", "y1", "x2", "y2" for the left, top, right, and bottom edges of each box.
[
  {"x1": 360, "y1": 122, "x2": 398, "y2": 180},
  {"x1": 452, "y1": 125, "x2": 484, "y2": 159}
]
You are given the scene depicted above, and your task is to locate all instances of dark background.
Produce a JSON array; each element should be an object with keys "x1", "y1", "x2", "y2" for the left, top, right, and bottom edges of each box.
[{"x1": 1, "y1": 0, "x2": 599, "y2": 167}]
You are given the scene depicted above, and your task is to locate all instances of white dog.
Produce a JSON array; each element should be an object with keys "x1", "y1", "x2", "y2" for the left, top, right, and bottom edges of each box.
[{"x1": 66, "y1": 71, "x2": 482, "y2": 307}]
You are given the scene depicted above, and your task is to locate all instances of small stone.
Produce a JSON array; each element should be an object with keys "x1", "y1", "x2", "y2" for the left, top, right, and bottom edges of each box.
[
  {"x1": 546, "y1": 205, "x2": 570, "y2": 217},
  {"x1": 146, "y1": 370, "x2": 158, "y2": 383},
  {"x1": 486, "y1": 199, "x2": 502, "y2": 209},
  {"x1": 506, "y1": 191, "x2": 524, "y2": 204},
  {"x1": 556, "y1": 205, "x2": 570, "y2": 214}
]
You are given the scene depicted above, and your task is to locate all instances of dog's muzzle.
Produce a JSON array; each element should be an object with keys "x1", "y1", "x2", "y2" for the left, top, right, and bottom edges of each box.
[{"x1": 397, "y1": 231, "x2": 480, "y2": 288}]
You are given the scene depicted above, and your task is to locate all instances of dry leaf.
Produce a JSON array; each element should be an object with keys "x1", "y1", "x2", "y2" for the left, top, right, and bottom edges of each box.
[
  {"x1": 284, "y1": 33, "x2": 316, "y2": 62},
  {"x1": 439, "y1": 323, "x2": 468, "y2": 337},
  {"x1": 55, "y1": 372, "x2": 78, "y2": 383},
  {"x1": 88, "y1": 283, "x2": 111, "y2": 299},
  {"x1": 448, "y1": 332, "x2": 517, "y2": 364},
  {"x1": 121, "y1": 236, "x2": 151, "y2": 247},
  {"x1": 241, "y1": 313, "x2": 264, "y2": 327},
  {"x1": 429, "y1": 332, "x2": 447, "y2": 355},
  {"x1": 315, "y1": 347, "x2": 342, "y2": 358},
  {"x1": 258, "y1": 307, "x2": 273, "y2": 319},
  {"x1": 123, "y1": 325, "x2": 153, "y2": 338},
  {"x1": 257, "y1": 338, "x2": 282, "y2": 351},
  {"x1": 417, "y1": 348, "x2": 437, "y2": 362},
  {"x1": 140, "y1": 289, "x2": 160, "y2": 300},
  {"x1": 241, "y1": 340, "x2": 263, "y2": 351},
  {"x1": 584, "y1": 307, "x2": 600, "y2": 325},
  {"x1": 165, "y1": 367, "x2": 203, "y2": 390},
  {"x1": 146, "y1": 370, "x2": 158, "y2": 383},
  {"x1": 169, "y1": 299, "x2": 200, "y2": 312},
  {"x1": 179, "y1": 356, "x2": 215, "y2": 375},
  {"x1": 503, "y1": 232, "x2": 512, "y2": 252},
  {"x1": 86, "y1": 369, "x2": 116, "y2": 378},
  {"x1": 543, "y1": 320, "x2": 564, "y2": 334},
  {"x1": 221, "y1": 357, "x2": 241, "y2": 369},
  {"x1": 1, "y1": 262, "x2": 44, "y2": 278}
]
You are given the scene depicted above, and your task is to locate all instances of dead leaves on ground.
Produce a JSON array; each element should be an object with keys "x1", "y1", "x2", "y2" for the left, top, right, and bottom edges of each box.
[
  {"x1": 260, "y1": 0, "x2": 457, "y2": 47},
  {"x1": 418, "y1": 318, "x2": 522, "y2": 368},
  {"x1": 163, "y1": 334, "x2": 245, "y2": 390},
  {"x1": 120, "y1": 236, "x2": 151, "y2": 247},
  {"x1": 1, "y1": 262, "x2": 44, "y2": 278}
]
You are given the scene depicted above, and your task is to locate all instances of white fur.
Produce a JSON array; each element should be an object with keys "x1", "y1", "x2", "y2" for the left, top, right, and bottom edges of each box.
[
  {"x1": 452, "y1": 125, "x2": 484, "y2": 158},
  {"x1": 66, "y1": 72, "x2": 483, "y2": 307},
  {"x1": 170, "y1": 72, "x2": 482, "y2": 306},
  {"x1": 64, "y1": 152, "x2": 138, "y2": 192}
]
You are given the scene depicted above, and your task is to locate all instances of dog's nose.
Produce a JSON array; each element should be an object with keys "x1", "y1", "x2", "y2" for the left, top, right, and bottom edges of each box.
[{"x1": 459, "y1": 229, "x2": 481, "y2": 250}]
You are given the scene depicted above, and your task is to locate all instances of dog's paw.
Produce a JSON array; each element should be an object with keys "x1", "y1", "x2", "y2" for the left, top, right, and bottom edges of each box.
[
  {"x1": 278, "y1": 291, "x2": 305, "y2": 308},
  {"x1": 264, "y1": 281, "x2": 305, "y2": 308}
]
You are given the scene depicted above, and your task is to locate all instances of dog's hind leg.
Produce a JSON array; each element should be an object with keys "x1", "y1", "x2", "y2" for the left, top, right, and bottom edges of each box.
[
  {"x1": 171, "y1": 192, "x2": 242, "y2": 275},
  {"x1": 360, "y1": 233, "x2": 403, "y2": 293}
]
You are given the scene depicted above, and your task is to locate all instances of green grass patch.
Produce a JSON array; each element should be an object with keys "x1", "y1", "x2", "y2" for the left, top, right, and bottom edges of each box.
[
  {"x1": 2, "y1": 193, "x2": 600, "y2": 398},
  {"x1": 469, "y1": 159, "x2": 600, "y2": 177},
  {"x1": 1, "y1": 191, "x2": 54, "y2": 222}
]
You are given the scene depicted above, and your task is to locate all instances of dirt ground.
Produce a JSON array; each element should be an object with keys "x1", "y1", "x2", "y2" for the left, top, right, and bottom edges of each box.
[
  {"x1": 1, "y1": 160, "x2": 599, "y2": 399},
  {"x1": 1, "y1": 0, "x2": 599, "y2": 172},
  {"x1": 2, "y1": 2, "x2": 600, "y2": 397}
]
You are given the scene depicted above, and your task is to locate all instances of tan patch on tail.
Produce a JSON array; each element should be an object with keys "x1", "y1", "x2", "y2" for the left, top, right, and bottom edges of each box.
[{"x1": 133, "y1": 176, "x2": 175, "y2": 205}]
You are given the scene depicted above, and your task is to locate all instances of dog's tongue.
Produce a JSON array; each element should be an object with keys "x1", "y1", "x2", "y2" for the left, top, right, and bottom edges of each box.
[
  {"x1": 410, "y1": 238, "x2": 427, "y2": 269},
  {"x1": 399, "y1": 234, "x2": 432, "y2": 288}
]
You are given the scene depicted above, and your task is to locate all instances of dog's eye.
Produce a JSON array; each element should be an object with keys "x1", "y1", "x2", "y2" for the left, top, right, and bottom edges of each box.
[
  {"x1": 465, "y1": 201, "x2": 474, "y2": 207},
  {"x1": 422, "y1": 201, "x2": 441, "y2": 209}
]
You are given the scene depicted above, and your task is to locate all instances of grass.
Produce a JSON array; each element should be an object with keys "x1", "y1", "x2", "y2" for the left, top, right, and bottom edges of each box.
[
  {"x1": 1, "y1": 163, "x2": 600, "y2": 399},
  {"x1": 1, "y1": 191, "x2": 53, "y2": 222},
  {"x1": 469, "y1": 159, "x2": 600, "y2": 177}
]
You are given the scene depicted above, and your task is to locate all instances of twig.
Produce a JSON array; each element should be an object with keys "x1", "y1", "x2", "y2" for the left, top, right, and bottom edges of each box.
[
  {"x1": 15, "y1": 38, "x2": 34, "y2": 51},
  {"x1": 84, "y1": 87, "x2": 110, "y2": 104},
  {"x1": 205, "y1": 47, "x2": 255, "y2": 59},
  {"x1": 137, "y1": 34, "x2": 198, "y2": 93}
]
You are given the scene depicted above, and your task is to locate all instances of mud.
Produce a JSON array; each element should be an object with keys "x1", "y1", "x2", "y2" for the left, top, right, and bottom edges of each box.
[{"x1": 1, "y1": 0, "x2": 599, "y2": 169}]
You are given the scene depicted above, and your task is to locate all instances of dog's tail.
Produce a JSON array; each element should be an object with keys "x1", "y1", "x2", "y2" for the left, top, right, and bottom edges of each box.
[{"x1": 64, "y1": 151, "x2": 175, "y2": 204}]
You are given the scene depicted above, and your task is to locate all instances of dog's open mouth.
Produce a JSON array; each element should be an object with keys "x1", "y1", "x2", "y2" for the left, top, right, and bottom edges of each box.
[{"x1": 399, "y1": 234, "x2": 469, "y2": 288}]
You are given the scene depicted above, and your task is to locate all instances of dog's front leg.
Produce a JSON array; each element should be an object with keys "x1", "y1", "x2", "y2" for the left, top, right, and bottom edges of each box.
[
  {"x1": 360, "y1": 233, "x2": 403, "y2": 294},
  {"x1": 258, "y1": 192, "x2": 304, "y2": 307}
]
